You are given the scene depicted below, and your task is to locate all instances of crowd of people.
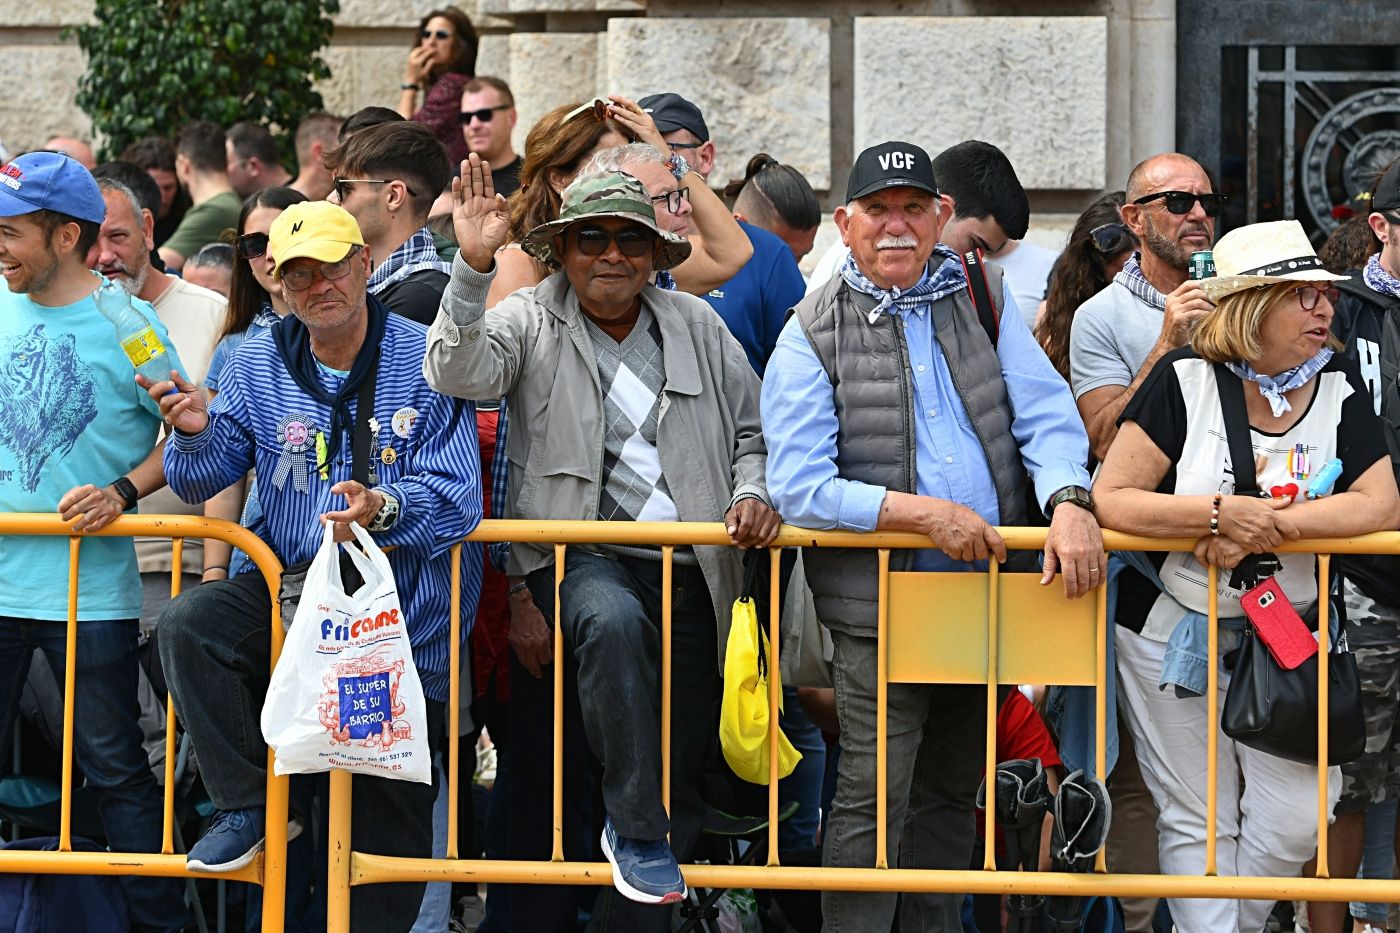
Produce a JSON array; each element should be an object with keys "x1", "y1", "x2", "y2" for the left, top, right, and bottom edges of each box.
[{"x1": 5, "y1": 6, "x2": 1400, "y2": 933}]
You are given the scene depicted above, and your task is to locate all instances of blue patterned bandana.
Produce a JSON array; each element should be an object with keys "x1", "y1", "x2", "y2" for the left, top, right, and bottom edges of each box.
[
  {"x1": 1363, "y1": 254, "x2": 1400, "y2": 299},
  {"x1": 1113, "y1": 254, "x2": 1167, "y2": 312},
  {"x1": 653, "y1": 269, "x2": 677, "y2": 291},
  {"x1": 839, "y1": 244, "x2": 965, "y2": 323},
  {"x1": 1226, "y1": 350, "x2": 1334, "y2": 418},
  {"x1": 366, "y1": 227, "x2": 453, "y2": 294}
]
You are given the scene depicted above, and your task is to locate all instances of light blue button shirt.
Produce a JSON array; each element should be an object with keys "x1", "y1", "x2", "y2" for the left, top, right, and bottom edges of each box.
[{"x1": 761, "y1": 270, "x2": 1090, "y2": 572}]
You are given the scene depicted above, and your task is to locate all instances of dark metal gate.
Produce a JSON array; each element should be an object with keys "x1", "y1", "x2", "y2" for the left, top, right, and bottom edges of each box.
[{"x1": 1178, "y1": 0, "x2": 1400, "y2": 239}]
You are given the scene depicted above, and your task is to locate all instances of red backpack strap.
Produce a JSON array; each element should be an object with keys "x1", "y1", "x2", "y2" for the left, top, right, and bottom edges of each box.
[{"x1": 959, "y1": 248, "x2": 1000, "y2": 349}]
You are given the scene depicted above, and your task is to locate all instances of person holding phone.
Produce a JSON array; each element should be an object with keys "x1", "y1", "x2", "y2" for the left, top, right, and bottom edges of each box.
[{"x1": 1094, "y1": 219, "x2": 1400, "y2": 932}]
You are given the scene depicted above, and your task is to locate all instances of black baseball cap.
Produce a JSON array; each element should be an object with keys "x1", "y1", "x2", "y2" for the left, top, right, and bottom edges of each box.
[
  {"x1": 1373, "y1": 159, "x2": 1400, "y2": 212},
  {"x1": 639, "y1": 93, "x2": 709, "y2": 142},
  {"x1": 845, "y1": 141, "x2": 938, "y2": 203}
]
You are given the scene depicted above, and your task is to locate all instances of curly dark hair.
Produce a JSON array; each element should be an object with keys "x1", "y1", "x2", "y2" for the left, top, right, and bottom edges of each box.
[
  {"x1": 416, "y1": 7, "x2": 478, "y2": 85},
  {"x1": 1035, "y1": 191, "x2": 1135, "y2": 381}
]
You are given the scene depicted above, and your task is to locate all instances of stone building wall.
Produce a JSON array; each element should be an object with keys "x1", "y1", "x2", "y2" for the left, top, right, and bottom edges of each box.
[{"x1": 1, "y1": 0, "x2": 1176, "y2": 253}]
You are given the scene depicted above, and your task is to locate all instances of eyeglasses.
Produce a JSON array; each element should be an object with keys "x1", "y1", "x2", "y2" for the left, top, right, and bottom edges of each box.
[
  {"x1": 650, "y1": 187, "x2": 689, "y2": 215},
  {"x1": 666, "y1": 142, "x2": 702, "y2": 151},
  {"x1": 458, "y1": 105, "x2": 513, "y2": 124},
  {"x1": 332, "y1": 176, "x2": 417, "y2": 202},
  {"x1": 1088, "y1": 222, "x2": 1136, "y2": 256},
  {"x1": 236, "y1": 231, "x2": 269, "y2": 260},
  {"x1": 1290, "y1": 284, "x2": 1340, "y2": 310},
  {"x1": 573, "y1": 226, "x2": 654, "y2": 258},
  {"x1": 1132, "y1": 190, "x2": 1227, "y2": 217},
  {"x1": 281, "y1": 247, "x2": 361, "y2": 291},
  {"x1": 421, "y1": 29, "x2": 452, "y2": 40}
]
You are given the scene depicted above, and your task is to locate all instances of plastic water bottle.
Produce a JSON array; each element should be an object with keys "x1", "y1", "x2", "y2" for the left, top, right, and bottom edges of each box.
[{"x1": 92, "y1": 275, "x2": 183, "y2": 387}]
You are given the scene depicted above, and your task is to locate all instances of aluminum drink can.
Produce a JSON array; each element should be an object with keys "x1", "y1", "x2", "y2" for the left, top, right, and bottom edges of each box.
[{"x1": 1189, "y1": 250, "x2": 1215, "y2": 280}]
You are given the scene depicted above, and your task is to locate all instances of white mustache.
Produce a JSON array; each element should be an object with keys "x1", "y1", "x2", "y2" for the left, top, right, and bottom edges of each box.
[{"x1": 876, "y1": 235, "x2": 918, "y2": 250}]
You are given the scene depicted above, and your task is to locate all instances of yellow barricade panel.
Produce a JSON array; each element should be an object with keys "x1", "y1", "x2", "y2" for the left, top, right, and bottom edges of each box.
[{"x1": 886, "y1": 571, "x2": 1098, "y2": 686}]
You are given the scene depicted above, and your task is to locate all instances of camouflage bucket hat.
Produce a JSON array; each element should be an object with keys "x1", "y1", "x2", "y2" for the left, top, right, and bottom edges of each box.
[{"x1": 522, "y1": 170, "x2": 692, "y2": 271}]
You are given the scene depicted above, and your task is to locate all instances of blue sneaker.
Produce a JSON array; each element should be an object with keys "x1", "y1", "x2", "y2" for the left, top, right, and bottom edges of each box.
[
  {"x1": 187, "y1": 807, "x2": 265, "y2": 873},
  {"x1": 600, "y1": 817, "x2": 686, "y2": 905}
]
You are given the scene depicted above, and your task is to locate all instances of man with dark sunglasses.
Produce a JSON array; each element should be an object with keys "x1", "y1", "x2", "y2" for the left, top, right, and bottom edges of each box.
[
  {"x1": 323, "y1": 120, "x2": 453, "y2": 326},
  {"x1": 1063, "y1": 151, "x2": 1220, "y2": 933},
  {"x1": 428, "y1": 160, "x2": 778, "y2": 929},
  {"x1": 1070, "y1": 152, "x2": 1221, "y2": 461},
  {"x1": 459, "y1": 76, "x2": 521, "y2": 197}
]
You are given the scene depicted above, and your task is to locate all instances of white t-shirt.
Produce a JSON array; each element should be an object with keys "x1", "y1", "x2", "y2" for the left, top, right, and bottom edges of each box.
[{"x1": 1120, "y1": 350, "x2": 1386, "y2": 641}]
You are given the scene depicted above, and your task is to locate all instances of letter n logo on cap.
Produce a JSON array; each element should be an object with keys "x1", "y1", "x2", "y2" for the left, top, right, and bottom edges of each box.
[{"x1": 292, "y1": 221, "x2": 303, "y2": 234}]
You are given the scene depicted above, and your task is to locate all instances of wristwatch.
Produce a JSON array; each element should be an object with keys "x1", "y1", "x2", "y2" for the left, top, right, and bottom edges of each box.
[
  {"x1": 666, "y1": 152, "x2": 691, "y2": 182},
  {"x1": 1047, "y1": 485, "x2": 1095, "y2": 514},
  {"x1": 368, "y1": 491, "x2": 400, "y2": 532},
  {"x1": 109, "y1": 476, "x2": 139, "y2": 511}
]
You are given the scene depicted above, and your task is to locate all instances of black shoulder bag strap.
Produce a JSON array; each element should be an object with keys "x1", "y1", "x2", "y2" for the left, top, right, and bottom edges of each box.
[
  {"x1": 351, "y1": 353, "x2": 380, "y2": 487},
  {"x1": 960, "y1": 248, "x2": 1000, "y2": 349},
  {"x1": 1213, "y1": 362, "x2": 1259, "y2": 496}
]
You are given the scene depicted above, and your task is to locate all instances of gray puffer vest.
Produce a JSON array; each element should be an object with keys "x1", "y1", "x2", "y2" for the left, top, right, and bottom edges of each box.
[{"x1": 794, "y1": 265, "x2": 1032, "y2": 633}]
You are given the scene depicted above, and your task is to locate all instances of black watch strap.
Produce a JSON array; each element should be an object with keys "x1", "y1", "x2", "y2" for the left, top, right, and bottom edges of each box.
[
  {"x1": 110, "y1": 476, "x2": 139, "y2": 510},
  {"x1": 1048, "y1": 484, "x2": 1094, "y2": 513}
]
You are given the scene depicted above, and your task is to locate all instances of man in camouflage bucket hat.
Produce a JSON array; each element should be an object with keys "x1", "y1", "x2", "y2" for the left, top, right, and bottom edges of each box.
[{"x1": 425, "y1": 154, "x2": 780, "y2": 926}]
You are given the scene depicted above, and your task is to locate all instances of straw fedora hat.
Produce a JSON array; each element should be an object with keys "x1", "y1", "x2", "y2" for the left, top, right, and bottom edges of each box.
[{"x1": 1199, "y1": 219, "x2": 1347, "y2": 302}]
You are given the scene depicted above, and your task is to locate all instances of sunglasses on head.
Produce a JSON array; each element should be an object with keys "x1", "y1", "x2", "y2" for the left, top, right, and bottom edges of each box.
[
  {"x1": 458, "y1": 105, "x2": 513, "y2": 124},
  {"x1": 1088, "y1": 222, "x2": 1137, "y2": 256},
  {"x1": 563, "y1": 99, "x2": 611, "y2": 125},
  {"x1": 1132, "y1": 190, "x2": 1227, "y2": 217},
  {"x1": 237, "y1": 231, "x2": 269, "y2": 260},
  {"x1": 421, "y1": 28, "x2": 452, "y2": 40},
  {"x1": 573, "y1": 225, "x2": 654, "y2": 258}
]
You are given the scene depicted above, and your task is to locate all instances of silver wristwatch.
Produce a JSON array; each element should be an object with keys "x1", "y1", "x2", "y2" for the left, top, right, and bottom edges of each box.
[{"x1": 368, "y1": 491, "x2": 401, "y2": 532}]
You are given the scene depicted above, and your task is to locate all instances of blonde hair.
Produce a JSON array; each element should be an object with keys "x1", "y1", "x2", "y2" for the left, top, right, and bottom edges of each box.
[{"x1": 1191, "y1": 282, "x2": 1342, "y2": 363}]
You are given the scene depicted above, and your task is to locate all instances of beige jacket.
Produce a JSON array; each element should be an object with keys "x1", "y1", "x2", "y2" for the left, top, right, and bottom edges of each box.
[{"x1": 424, "y1": 255, "x2": 770, "y2": 651}]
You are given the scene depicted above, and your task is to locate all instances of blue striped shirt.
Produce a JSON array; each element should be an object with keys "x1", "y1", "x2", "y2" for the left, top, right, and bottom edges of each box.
[{"x1": 163, "y1": 313, "x2": 484, "y2": 702}]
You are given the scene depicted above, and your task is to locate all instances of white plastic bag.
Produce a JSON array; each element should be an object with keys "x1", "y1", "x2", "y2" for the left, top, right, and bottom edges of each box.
[{"x1": 261, "y1": 522, "x2": 431, "y2": 783}]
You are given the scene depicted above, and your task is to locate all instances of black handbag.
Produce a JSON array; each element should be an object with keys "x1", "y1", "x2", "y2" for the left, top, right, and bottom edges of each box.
[{"x1": 1212, "y1": 364, "x2": 1365, "y2": 765}]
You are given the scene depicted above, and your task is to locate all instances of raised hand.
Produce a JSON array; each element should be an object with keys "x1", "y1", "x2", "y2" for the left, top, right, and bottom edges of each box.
[
  {"x1": 452, "y1": 153, "x2": 511, "y2": 273},
  {"x1": 604, "y1": 94, "x2": 668, "y2": 152}
]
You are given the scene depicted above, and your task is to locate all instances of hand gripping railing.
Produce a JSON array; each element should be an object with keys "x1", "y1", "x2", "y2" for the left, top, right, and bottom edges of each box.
[{"x1": 0, "y1": 514, "x2": 290, "y2": 933}]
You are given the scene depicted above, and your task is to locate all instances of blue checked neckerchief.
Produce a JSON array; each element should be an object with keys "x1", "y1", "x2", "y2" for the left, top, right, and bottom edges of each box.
[
  {"x1": 1226, "y1": 349, "x2": 1334, "y2": 418},
  {"x1": 653, "y1": 270, "x2": 677, "y2": 291},
  {"x1": 252, "y1": 303, "x2": 282, "y2": 330},
  {"x1": 1364, "y1": 253, "x2": 1400, "y2": 298},
  {"x1": 366, "y1": 227, "x2": 453, "y2": 295},
  {"x1": 838, "y1": 244, "x2": 966, "y2": 323},
  {"x1": 1113, "y1": 254, "x2": 1167, "y2": 312}
]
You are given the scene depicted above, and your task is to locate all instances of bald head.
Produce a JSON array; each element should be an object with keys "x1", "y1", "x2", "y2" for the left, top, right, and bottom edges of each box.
[
  {"x1": 1125, "y1": 153, "x2": 1211, "y2": 204},
  {"x1": 44, "y1": 136, "x2": 96, "y2": 169}
]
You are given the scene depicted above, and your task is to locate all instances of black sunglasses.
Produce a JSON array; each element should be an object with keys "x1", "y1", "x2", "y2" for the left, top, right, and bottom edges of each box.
[
  {"x1": 573, "y1": 226, "x2": 654, "y2": 258},
  {"x1": 1088, "y1": 222, "x2": 1136, "y2": 256},
  {"x1": 421, "y1": 28, "x2": 452, "y2": 40},
  {"x1": 458, "y1": 105, "x2": 513, "y2": 124},
  {"x1": 1133, "y1": 190, "x2": 1227, "y2": 217},
  {"x1": 237, "y1": 231, "x2": 269, "y2": 260}
]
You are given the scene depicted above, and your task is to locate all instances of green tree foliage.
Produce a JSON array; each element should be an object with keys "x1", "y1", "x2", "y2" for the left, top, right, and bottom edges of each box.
[{"x1": 75, "y1": 0, "x2": 340, "y2": 159}]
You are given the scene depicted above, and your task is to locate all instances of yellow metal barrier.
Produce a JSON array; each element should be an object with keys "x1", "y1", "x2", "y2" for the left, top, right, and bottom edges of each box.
[
  {"x1": 0, "y1": 514, "x2": 290, "y2": 933},
  {"x1": 313, "y1": 520, "x2": 1400, "y2": 928}
]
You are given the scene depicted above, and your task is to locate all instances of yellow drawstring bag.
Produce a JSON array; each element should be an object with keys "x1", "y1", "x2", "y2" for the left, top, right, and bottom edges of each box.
[{"x1": 720, "y1": 553, "x2": 801, "y2": 784}]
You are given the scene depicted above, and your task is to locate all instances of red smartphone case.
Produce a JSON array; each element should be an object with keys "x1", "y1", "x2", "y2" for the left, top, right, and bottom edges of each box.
[{"x1": 1240, "y1": 577, "x2": 1318, "y2": 670}]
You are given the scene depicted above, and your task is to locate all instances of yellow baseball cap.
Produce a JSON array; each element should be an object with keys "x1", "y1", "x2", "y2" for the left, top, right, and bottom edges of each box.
[{"x1": 268, "y1": 201, "x2": 366, "y2": 278}]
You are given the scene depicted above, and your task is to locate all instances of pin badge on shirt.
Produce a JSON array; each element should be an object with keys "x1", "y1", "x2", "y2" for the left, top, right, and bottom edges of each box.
[
  {"x1": 381, "y1": 447, "x2": 398, "y2": 466},
  {"x1": 367, "y1": 417, "x2": 382, "y2": 485},
  {"x1": 392, "y1": 407, "x2": 419, "y2": 439},
  {"x1": 315, "y1": 431, "x2": 330, "y2": 481},
  {"x1": 271, "y1": 414, "x2": 317, "y2": 493}
]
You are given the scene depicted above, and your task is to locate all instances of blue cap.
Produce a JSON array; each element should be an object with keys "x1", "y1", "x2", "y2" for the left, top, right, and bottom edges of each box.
[{"x1": 0, "y1": 151, "x2": 105, "y2": 224}]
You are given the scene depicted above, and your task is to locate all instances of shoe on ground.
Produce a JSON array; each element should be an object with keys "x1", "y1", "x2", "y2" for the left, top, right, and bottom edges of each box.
[
  {"x1": 600, "y1": 817, "x2": 686, "y2": 905},
  {"x1": 187, "y1": 807, "x2": 266, "y2": 873}
]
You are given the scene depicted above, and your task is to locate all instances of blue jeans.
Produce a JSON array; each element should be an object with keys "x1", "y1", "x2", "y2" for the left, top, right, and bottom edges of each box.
[{"x1": 0, "y1": 617, "x2": 187, "y2": 933}]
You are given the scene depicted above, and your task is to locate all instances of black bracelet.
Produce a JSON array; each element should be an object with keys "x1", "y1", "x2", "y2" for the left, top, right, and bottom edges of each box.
[
  {"x1": 110, "y1": 476, "x2": 139, "y2": 510},
  {"x1": 508, "y1": 581, "x2": 529, "y2": 596}
]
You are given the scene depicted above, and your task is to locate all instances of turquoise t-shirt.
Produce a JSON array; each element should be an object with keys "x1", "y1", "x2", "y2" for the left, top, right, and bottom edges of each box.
[{"x1": 0, "y1": 281, "x2": 181, "y2": 621}]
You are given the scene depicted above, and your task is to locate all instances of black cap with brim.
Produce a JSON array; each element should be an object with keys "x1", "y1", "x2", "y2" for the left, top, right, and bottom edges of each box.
[
  {"x1": 1373, "y1": 159, "x2": 1400, "y2": 212},
  {"x1": 845, "y1": 141, "x2": 938, "y2": 203}
]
